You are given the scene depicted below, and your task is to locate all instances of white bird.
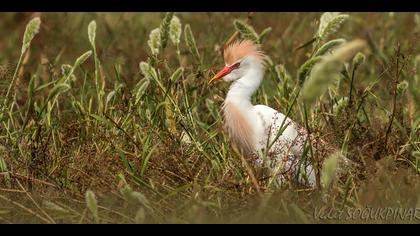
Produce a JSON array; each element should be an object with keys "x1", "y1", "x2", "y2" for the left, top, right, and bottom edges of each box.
[{"x1": 209, "y1": 40, "x2": 316, "y2": 187}]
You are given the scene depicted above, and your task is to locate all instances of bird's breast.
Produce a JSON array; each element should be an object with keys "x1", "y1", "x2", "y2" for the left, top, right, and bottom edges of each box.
[{"x1": 222, "y1": 101, "x2": 256, "y2": 154}]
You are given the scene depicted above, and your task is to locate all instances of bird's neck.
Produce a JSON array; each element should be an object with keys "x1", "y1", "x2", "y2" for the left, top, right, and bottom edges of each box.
[
  {"x1": 223, "y1": 68, "x2": 263, "y2": 153},
  {"x1": 225, "y1": 68, "x2": 263, "y2": 106}
]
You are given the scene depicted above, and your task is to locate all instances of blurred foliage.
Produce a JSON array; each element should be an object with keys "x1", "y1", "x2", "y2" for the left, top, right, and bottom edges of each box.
[{"x1": 0, "y1": 12, "x2": 419, "y2": 223}]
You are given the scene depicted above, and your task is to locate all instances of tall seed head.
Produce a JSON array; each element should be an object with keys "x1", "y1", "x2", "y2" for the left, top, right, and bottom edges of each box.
[
  {"x1": 88, "y1": 20, "x2": 97, "y2": 47},
  {"x1": 22, "y1": 17, "x2": 41, "y2": 54},
  {"x1": 397, "y1": 80, "x2": 408, "y2": 95},
  {"x1": 46, "y1": 83, "x2": 71, "y2": 102},
  {"x1": 43, "y1": 201, "x2": 69, "y2": 214},
  {"x1": 333, "y1": 97, "x2": 349, "y2": 116},
  {"x1": 169, "y1": 15, "x2": 182, "y2": 46},
  {"x1": 321, "y1": 151, "x2": 343, "y2": 188},
  {"x1": 139, "y1": 61, "x2": 158, "y2": 80},
  {"x1": 61, "y1": 64, "x2": 76, "y2": 81},
  {"x1": 148, "y1": 28, "x2": 161, "y2": 56},
  {"x1": 317, "y1": 12, "x2": 349, "y2": 40},
  {"x1": 184, "y1": 24, "x2": 201, "y2": 64},
  {"x1": 352, "y1": 52, "x2": 366, "y2": 67},
  {"x1": 160, "y1": 12, "x2": 174, "y2": 49},
  {"x1": 301, "y1": 39, "x2": 367, "y2": 106},
  {"x1": 170, "y1": 67, "x2": 183, "y2": 83},
  {"x1": 233, "y1": 20, "x2": 260, "y2": 43},
  {"x1": 85, "y1": 190, "x2": 99, "y2": 223},
  {"x1": 297, "y1": 56, "x2": 323, "y2": 85}
]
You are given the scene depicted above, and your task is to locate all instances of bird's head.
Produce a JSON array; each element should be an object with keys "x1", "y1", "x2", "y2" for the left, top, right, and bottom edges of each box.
[{"x1": 209, "y1": 39, "x2": 266, "y2": 84}]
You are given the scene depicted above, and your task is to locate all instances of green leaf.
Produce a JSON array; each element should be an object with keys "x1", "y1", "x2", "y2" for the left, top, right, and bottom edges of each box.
[
  {"x1": 140, "y1": 144, "x2": 157, "y2": 177},
  {"x1": 134, "y1": 78, "x2": 150, "y2": 105},
  {"x1": 0, "y1": 154, "x2": 11, "y2": 188},
  {"x1": 259, "y1": 27, "x2": 272, "y2": 43},
  {"x1": 74, "y1": 50, "x2": 92, "y2": 68},
  {"x1": 410, "y1": 116, "x2": 420, "y2": 138},
  {"x1": 71, "y1": 100, "x2": 85, "y2": 116},
  {"x1": 295, "y1": 37, "x2": 317, "y2": 51},
  {"x1": 274, "y1": 64, "x2": 290, "y2": 83},
  {"x1": 28, "y1": 75, "x2": 36, "y2": 99},
  {"x1": 0, "y1": 155, "x2": 8, "y2": 172},
  {"x1": 106, "y1": 91, "x2": 116, "y2": 105},
  {"x1": 46, "y1": 83, "x2": 70, "y2": 102},
  {"x1": 170, "y1": 67, "x2": 183, "y2": 83},
  {"x1": 314, "y1": 38, "x2": 347, "y2": 57},
  {"x1": 117, "y1": 148, "x2": 135, "y2": 174},
  {"x1": 89, "y1": 114, "x2": 113, "y2": 128}
]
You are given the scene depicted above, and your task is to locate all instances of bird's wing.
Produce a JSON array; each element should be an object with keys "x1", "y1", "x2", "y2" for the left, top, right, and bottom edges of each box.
[
  {"x1": 253, "y1": 104, "x2": 305, "y2": 156},
  {"x1": 253, "y1": 105, "x2": 316, "y2": 186}
]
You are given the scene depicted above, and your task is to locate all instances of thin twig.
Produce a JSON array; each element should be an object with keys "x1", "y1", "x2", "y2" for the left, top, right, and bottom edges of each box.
[
  {"x1": 303, "y1": 103, "x2": 318, "y2": 189},
  {"x1": 233, "y1": 146, "x2": 262, "y2": 196},
  {"x1": 348, "y1": 64, "x2": 358, "y2": 106},
  {"x1": 383, "y1": 34, "x2": 419, "y2": 149},
  {"x1": 0, "y1": 194, "x2": 52, "y2": 224},
  {"x1": 8, "y1": 172, "x2": 58, "y2": 188},
  {"x1": 16, "y1": 179, "x2": 56, "y2": 224},
  {"x1": 384, "y1": 43, "x2": 401, "y2": 149},
  {"x1": 103, "y1": 112, "x2": 141, "y2": 151}
]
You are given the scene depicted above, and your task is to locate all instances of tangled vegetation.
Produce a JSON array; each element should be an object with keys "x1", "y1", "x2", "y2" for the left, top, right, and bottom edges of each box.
[{"x1": 0, "y1": 12, "x2": 419, "y2": 223}]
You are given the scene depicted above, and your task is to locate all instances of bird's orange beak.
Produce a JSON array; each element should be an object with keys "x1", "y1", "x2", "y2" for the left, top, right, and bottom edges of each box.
[{"x1": 209, "y1": 66, "x2": 232, "y2": 84}]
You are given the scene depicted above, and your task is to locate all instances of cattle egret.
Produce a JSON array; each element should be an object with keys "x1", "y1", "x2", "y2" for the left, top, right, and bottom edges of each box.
[{"x1": 209, "y1": 40, "x2": 316, "y2": 186}]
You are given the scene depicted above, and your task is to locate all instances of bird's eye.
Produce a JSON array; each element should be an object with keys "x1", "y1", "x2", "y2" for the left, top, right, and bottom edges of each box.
[{"x1": 231, "y1": 62, "x2": 241, "y2": 70}]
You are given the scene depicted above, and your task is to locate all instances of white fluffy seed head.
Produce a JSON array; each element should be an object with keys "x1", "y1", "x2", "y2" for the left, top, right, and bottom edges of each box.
[
  {"x1": 22, "y1": 17, "x2": 41, "y2": 54},
  {"x1": 169, "y1": 16, "x2": 182, "y2": 46},
  {"x1": 148, "y1": 28, "x2": 161, "y2": 56}
]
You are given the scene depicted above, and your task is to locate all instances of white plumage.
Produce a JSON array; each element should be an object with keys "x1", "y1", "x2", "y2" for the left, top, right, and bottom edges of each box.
[{"x1": 210, "y1": 40, "x2": 316, "y2": 186}]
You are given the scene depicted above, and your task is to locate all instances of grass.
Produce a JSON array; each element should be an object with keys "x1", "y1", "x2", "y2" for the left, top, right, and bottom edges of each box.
[{"x1": 0, "y1": 12, "x2": 419, "y2": 224}]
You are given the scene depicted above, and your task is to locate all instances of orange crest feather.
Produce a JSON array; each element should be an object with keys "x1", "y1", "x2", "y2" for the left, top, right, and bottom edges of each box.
[{"x1": 223, "y1": 39, "x2": 266, "y2": 65}]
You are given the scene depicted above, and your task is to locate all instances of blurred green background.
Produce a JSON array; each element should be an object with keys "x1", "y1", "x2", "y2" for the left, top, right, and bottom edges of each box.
[{"x1": 0, "y1": 12, "x2": 419, "y2": 223}]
